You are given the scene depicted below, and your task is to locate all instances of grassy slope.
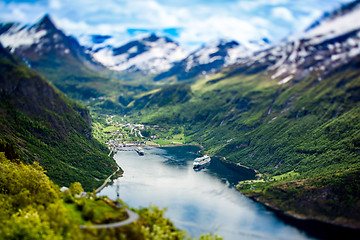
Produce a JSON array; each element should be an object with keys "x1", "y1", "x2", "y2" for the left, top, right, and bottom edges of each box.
[
  {"x1": 238, "y1": 168, "x2": 360, "y2": 228},
  {"x1": 30, "y1": 46, "x2": 160, "y2": 114},
  {"x1": 0, "y1": 153, "x2": 222, "y2": 240},
  {"x1": 35, "y1": 57, "x2": 158, "y2": 111},
  {"x1": 0, "y1": 47, "x2": 117, "y2": 191},
  {"x1": 130, "y1": 57, "x2": 360, "y2": 228}
]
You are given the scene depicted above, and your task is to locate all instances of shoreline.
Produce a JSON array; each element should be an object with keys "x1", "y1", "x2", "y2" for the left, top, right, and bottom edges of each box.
[
  {"x1": 150, "y1": 144, "x2": 257, "y2": 176},
  {"x1": 243, "y1": 194, "x2": 360, "y2": 238},
  {"x1": 95, "y1": 163, "x2": 122, "y2": 193},
  {"x1": 211, "y1": 151, "x2": 360, "y2": 234},
  {"x1": 215, "y1": 155, "x2": 257, "y2": 175},
  {"x1": 144, "y1": 141, "x2": 203, "y2": 148},
  {"x1": 213, "y1": 155, "x2": 257, "y2": 180},
  {"x1": 143, "y1": 144, "x2": 349, "y2": 232},
  {"x1": 156, "y1": 143, "x2": 204, "y2": 149},
  {"x1": 105, "y1": 144, "x2": 360, "y2": 237}
]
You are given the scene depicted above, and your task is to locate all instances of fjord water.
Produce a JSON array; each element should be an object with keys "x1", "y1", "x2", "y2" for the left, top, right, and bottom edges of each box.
[{"x1": 99, "y1": 146, "x2": 313, "y2": 240}]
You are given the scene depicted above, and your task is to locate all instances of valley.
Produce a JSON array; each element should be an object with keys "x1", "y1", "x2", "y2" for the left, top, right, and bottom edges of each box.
[
  {"x1": 91, "y1": 113, "x2": 188, "y2": 148},
  {"x1": 1, "y1": 0, "x2": 360, "y2": 239},
  {"x1": 126, "y1": 60, "x2": 360, "y2": 228}
]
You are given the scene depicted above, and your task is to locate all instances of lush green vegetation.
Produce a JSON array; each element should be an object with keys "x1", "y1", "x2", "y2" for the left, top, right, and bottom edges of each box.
[
  {"x1": 0, "y1": 46, "x2": 223, "y2": 237},
  {"x1": 0, "y1": 152, "x2": 80, "y2": 240},
  {"x1": 0, "y1": 152, "x2": 223, "y2": 240},
  {"x1": 0, "y1": 46, "x2": 117, "y2": 191},
  {"x1": 131, "y1": 57, "x2": 360, "y2": 174},
  {"x1": 90, "y1": 113, "x2": 144, "y2": 145},
  {"x1": 28, "y1": 38, "x2": 163, "y2": 114},
  {"x1": 2, "y1": 14, "x2": 360, "y2": 232},
  {"x1": 130, "y1": 84, "x2": 193, "y2": 109},
  {"x1": 124, "y1": 56, "x2": 360, "y2": 227},
  {"x1": 238, "y1": 168, "x2": 360, "y2": 228},
  {"x1": 63, "y1": 197, "x2": 128, "y2": 225}
]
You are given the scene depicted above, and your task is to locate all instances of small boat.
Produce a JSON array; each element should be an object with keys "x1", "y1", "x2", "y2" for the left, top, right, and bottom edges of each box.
[
  {"x1": 135, "y1": 146, "x2": 144, "y2": 156},
  {"x1": 193, "y1": 155, "x2": 211, "y2": 170}
]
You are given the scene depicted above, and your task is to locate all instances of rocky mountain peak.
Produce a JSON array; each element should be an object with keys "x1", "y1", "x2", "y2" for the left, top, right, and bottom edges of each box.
[
  {"x1": 35, "y1": 14, "x2": 57, "y2": 32},
  {"x1": 305, "y1": 0, "x2": 360, "y2": 33},
  {"x1": 225, "y1": 0, "x2": 360, "y2": 85},
  {"x1": 91, "y1": 33, "x2": 187, "y2": 74},
  {"x1": 154, "y1": 39, "x2": 252, "y2": 81},
  {"x1": 0, "y1": 14, "x2": 106, "y2": 99},
  {"x1": 143, "y1": 33, "x2": 158, "y2": 42}
]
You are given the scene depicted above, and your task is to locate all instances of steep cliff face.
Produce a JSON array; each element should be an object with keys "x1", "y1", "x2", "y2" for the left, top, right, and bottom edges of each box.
[
  {"x1": 0, "y1": 15, "x2": 108, "y2": 99},
  {"x1": 0, "y1": 45, "x2": 117, "y2": 190},
  {"x1": 0, "y1": 49, "x2": 87, "y2": 138}
]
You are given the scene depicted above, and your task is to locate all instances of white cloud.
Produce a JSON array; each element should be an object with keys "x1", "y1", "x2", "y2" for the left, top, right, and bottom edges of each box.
[
  {"x1": 0, "y1": 0, "x2": 348, "y2": 50},
  {"x1": 178, "y1": 15, "x2": 269, "y2": 50},
  {"x1": 54, "y1": 17, "x2": 127, "y2": 37},
  {"x1": 272, "y1": 7, "x2": 294, "y2": 22},
  {"x1": 250, "y1": 17, "x2": 270, "y2": 28},
  {"x1": 49, "y1": 0, "x2": 62, "y2": 10},
  {"x1": 125, "y1": 0, "x2": 186, "y2": 27},
  {"x1": 236, "y1": 0, "x2": 289, "y2": 11},
  {"x1": 0, "y1": 2, "x2": 45, "y2": 23}
]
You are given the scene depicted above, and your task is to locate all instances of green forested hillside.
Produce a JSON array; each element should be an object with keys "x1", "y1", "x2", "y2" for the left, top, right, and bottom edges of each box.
[
  {"x1": 0, "y1": 45, "x2": 117, "y2": 191},
  {"x1": 0, "y1": 152, "x2": 221, "y2": 240},
  {"x1": 128, "y1": 55, "x2": 360, "y2": 227},
  {"x1": 133, "y1": 56, "x2": 360, "y2": 175},
  {"x1": 130, "y1": 84, "x2": 193, "y2": 109},
  {"x1": 0, "y1": 45, "x2": 223, "y2": 239}
]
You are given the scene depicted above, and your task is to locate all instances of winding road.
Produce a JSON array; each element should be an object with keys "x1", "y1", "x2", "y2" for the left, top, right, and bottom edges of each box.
[
  {"x1": 79, "y1": 208, "x2": 139, "y2": 229},
  {"x1": 80, "y1": 161, "x2": 139, "y2": 229},
  {"x1": 95, "y1": 166, "x2": 120, "y2": 193}
]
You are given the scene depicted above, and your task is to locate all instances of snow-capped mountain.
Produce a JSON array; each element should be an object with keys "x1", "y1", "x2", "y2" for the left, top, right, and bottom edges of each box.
[
  {"x1": 185, "y1": 40, "x2": 249, "y2": 71},
  {"x1": 2, "y1": 0, "x2": 359, "y2": 88},
  {"x1": 90, "y1": 33, "x2": 187, "y2": 75},
  {"x1": 230, "y1": 1, "x2": 360, "y2": 85},
  {"x1": 0, "y1": 15, "x2": 110, "y2": 99},
  {"x1": 0, "y1": 14, "x2": 271, "y2": 82},
  {"x1": 154, "y1": 39, "x2": 268, "y2": 81},
  {"x1": 0, "y1": 15, "x2": 103, "y2": 72}
]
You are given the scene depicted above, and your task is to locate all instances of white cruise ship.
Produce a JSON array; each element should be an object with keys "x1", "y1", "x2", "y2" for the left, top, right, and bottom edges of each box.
[{"x1": 193, "y1": 155, "x2": 211, "y2": 170}]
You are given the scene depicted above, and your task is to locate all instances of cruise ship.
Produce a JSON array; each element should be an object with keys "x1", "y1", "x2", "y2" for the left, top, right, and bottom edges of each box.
[
  {"x1": 135, "y1": 146, "x2": 144, "y2": 156},
  {"x1": 193, "y1": 155, "x2": 211, "y2": 170}
]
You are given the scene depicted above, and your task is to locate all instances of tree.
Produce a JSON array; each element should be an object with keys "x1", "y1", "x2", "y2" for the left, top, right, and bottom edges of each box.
[{"x1": 69, "y1": 182, "x2": 84, "y2": 196}]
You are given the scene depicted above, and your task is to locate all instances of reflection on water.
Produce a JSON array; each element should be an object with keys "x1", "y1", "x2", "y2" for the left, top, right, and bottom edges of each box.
[{"x1": 99, "y1": 146, "x2": 314, "y2": 240}]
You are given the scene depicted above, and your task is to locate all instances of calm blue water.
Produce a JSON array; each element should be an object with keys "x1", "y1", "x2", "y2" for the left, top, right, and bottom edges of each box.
[{"x1": 99, "y1": 146, "x2": 315, "y2": 240}]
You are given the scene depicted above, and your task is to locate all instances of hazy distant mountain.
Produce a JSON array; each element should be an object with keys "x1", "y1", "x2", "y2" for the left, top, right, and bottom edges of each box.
[
  {"x1": 228, "y1": 1, "x2": 360, "y2": 85},
  {"x1": 1, "y1": 1, "x2": 359, "y2": 91},
  {"x1": 85, "y1": 33, "x2": 270, "y2": 80},
  {"x1": 154, "y1": 39, "x2": 270, "y2": 81},
  {"x1": 0, "y1": 15, "x2": 110, "y2": 99},
  {"x1": 0, "y1": 15, "x2": 103, "y2": 72},
  {"x1": 0, "y1": 14, "x2": 272, "y2": 83},
  {"x1": 90, "y1": 33, "x2": 188, "y2": 75}
]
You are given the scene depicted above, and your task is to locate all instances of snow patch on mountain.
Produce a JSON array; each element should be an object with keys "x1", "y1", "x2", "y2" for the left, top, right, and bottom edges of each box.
[
  {"x1": 153, "y1": 38, "x2": 270, "y2": 81},
  {"x1": 183, "y1": 39, "x2": 251, "y2": 73},
  {"x1": 91, "y1": 34, "x2": 188, "y2": 74},
  {"x1": 0, "y1": 15, "x2": 105, "y2": 74},
  {"x1": 196, "y1": 46, "x2": 220, "y2": 64},
  {"x1": 303, "y1": 4, "x2": 360, "y2": 45},
  {"x1": 185, "y1": 45, "x2": 221, "y2": 72},
  {"x1": 226, "y1": 44, "x2": 252, "y2": 66},
  {"x1": 0, "y1": 24, "x2": 47, "y2": 52},
  {"x1": 230, "y1": 1, "x2": 360, "y2": 86}
]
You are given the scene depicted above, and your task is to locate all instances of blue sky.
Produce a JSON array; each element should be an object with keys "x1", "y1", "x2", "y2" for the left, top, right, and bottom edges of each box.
[{"x1": 0, "y1": 0, "x2": 353, "y2": 50}]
